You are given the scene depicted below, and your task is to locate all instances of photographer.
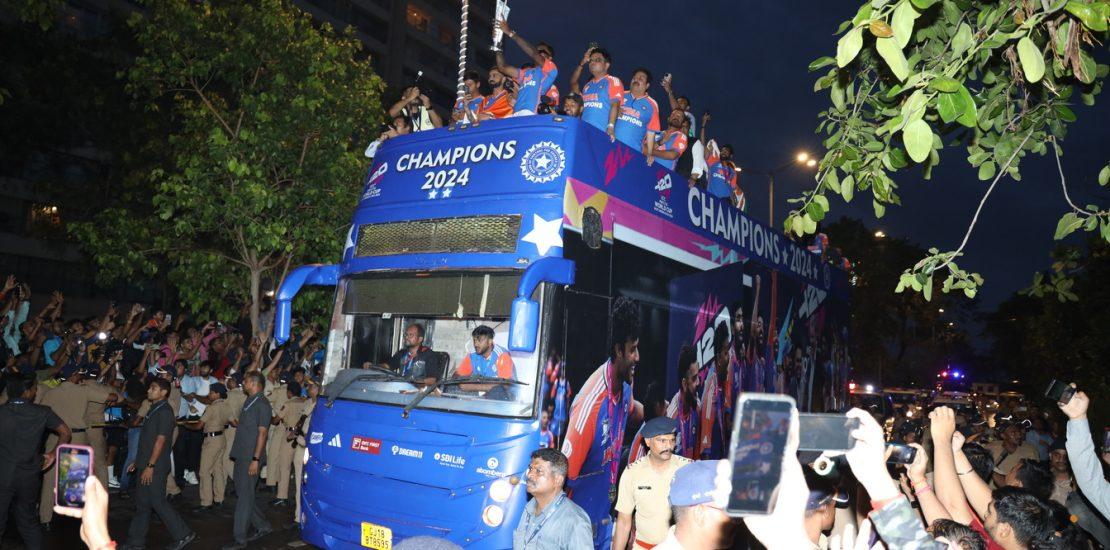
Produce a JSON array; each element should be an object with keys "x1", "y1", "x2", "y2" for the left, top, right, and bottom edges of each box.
[{"x1": 387, "y1": 85, "x2": 443, "y2": 132}]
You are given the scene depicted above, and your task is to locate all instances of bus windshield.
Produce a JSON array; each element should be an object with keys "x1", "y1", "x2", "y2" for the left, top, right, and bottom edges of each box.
[{"x1": 320, "y1": 271, "x2": 540, "y2": 418}]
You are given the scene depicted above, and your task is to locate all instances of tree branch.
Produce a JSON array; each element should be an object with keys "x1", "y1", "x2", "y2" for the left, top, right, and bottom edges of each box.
[
  {"x1": 234, "y1": 64, "x2": 264, "y2": 136},
  {"x1": 931, "y1": 128, "x2": 1037, "y2": 274},
  {"x1": 1050, "y1": 136, "x2": 1095, "y2": 216},
  {"x1": 189, "y1": 77, "x2": 236, "y2": 138}
]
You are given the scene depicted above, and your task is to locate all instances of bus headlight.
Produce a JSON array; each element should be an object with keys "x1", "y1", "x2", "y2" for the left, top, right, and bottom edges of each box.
[
  {"x1": 489, "y1": 479, "x2": 512, "y2": 503},
  {"x1": 482, "y1": 505, "x2": 504, "y2": 527}
]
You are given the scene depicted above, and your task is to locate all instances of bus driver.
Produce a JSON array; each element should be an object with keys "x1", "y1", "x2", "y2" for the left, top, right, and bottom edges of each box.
[{"x1": 382, "y1": 323, "x2": 442, "y2": 385}]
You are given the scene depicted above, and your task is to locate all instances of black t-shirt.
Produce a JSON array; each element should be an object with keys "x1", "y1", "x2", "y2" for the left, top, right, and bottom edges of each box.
[
  {"x1": 386, "y1": 346, "x2": 442, "y2": 380},
  {"x1": 135, "y1": 399, "x2": 175, "y2": 472},
  {"x1": 0, "y1": 401, "x2": 64, "y2": 481}
]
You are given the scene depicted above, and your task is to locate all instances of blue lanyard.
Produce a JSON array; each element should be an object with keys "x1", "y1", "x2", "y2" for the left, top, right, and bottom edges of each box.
[
  {"x1": 525, "y1": 493, "x2": 565, "y2": 545},
  {"x1": 242, "y1": 393, "x2": 262, "y2": 413},
  {"x1": 145, "y1": 401, "x2": 167, "y2": 423}
]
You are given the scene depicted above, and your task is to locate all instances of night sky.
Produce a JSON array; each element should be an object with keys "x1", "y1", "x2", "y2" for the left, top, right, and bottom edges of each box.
[{"x1": 506, "y1": 1, "x2": 1109, "y2": 312}]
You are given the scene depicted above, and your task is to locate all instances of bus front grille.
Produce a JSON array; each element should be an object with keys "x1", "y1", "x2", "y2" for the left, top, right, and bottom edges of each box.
[{"x1": 355, "y1": 215, "x2": 522, "y2": 257}]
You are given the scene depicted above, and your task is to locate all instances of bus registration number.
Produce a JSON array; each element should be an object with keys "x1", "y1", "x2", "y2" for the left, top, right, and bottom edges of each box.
[{"x1": 361, "y1": 522, "x2": 392, "y2": 549}]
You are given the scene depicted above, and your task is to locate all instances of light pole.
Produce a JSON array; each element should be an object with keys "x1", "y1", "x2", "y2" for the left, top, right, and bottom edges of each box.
[{"x1": 745, "y1": 151, "x2": 818, "y2": 227}]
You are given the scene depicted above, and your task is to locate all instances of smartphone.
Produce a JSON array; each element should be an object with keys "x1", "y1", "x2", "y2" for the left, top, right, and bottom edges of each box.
[
  {"x1": 1103, "y1": 428, "x2": 1109, "y2": 451},
  {"x1": 55, "y1": 444, "x2": 94, "y2": 508},
  {"x1": 165, "y1": 314, "x2": 173, "y2": 323},
  {"x1": 886, "y1": 443, "x2": 917, "y2": 464},
  {"x1": 726, "y1": 393, "x2": 795, "y2": 516},
  {"x1": 798, "y1": 413, "x2": 860, "y2": 452},
  {"x1": 1044, "y1": 380, "x2": 1076, "y2": 404}
]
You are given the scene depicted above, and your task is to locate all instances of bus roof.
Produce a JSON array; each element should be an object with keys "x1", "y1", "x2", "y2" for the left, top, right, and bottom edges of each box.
[{"x1": 347, "y1": 116, "x2": 849, "y2": 297}]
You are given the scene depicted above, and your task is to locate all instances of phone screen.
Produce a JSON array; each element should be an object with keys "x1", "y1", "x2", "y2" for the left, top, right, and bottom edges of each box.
[
  {"x1": 1044, "y1": 380, "x2": 1075, "y2": 404},
  {"x1": 886, "y1": 443, "x2": 918, "y2": 464},
  {"x1": 56, "y1": 445, "x2": 93, "y2": 508},
  {"x1": 798, "y1": 414, "x2": 860, "y2": 452},
  {"x1": 727, "y1": 395, "x2": 794, "y2": 516}
]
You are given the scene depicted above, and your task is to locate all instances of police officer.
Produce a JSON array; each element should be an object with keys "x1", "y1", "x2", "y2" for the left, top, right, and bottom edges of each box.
[
  {"x1": 262, "y1": 368, "x2": 287, "y2": 493},
  {"x1": 121, "y1": 377, "x2": 196, "y2": 550},
  {"x1": 292, "y1": 378, "x2": 319, "y2": 521},
  {"x1": 82, "y1": 367, "x2": 118, "y2": 490},
  {"x1": 38, "y1": 366, "x2": 117, "y2": 528},
  {"x1": 189, "y1": 382, "x2": 231, "y2": 511},
  {"x1": 271, "y1": 381, "x2": 307, "y2": 507},
  {"x1": 224, "y1": 370, "x2": 273, "y2": 550},
  {"x1": 613, "y1": 417, "x2": 691, "y2": 550},
  {"x1": 222, "y1": 374, "x2": 246, "y2": 486},
  {"x1": 0, "y1": 374, "x2": 71, "y2": 550}
]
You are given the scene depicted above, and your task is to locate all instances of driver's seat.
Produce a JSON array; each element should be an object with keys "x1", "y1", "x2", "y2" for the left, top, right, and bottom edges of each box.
[{"x1": 434, "y1": 351, "x2": 451, "y2": 379}]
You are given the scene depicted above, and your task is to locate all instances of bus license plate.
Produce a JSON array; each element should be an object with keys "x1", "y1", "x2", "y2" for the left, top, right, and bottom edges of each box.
[{"x1": 360, "y1": 522, "x2": 392, "y2": 549}]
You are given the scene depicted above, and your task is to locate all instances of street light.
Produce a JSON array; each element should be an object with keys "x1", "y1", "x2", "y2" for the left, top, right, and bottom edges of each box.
[
  {"x1": 874, "y1": 230, "x2": 886, "y2": 238},
  {"x1": 938, "y1": 308, "x2": 945, "y2": 313},
  {"x1": 749, "y1": 151, "x2": 819, "y2": 226}
]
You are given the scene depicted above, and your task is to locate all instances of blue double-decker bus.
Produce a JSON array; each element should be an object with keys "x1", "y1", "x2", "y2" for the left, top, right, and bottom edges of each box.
[{"x1": 275, "y1": 116, "x2": 851, "y2": 549}]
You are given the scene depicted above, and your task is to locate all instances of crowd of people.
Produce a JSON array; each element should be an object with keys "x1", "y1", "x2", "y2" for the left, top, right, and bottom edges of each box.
[
  {"x1": 372, "y1": 17, "x2": 748, "y2": 211},
  {"x1": 0, "y1": 274, "x2": 324, "y2": 550}
]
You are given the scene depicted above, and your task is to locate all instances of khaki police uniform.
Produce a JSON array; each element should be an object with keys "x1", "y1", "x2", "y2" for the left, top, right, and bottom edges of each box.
[
  {"x1": 38, "y1": 379, "x2": 111, "y2": 523},
  {"x1": 223, "y1": 386, "x2": 246, "y2": 481},
  {"x1": 615, "y1": 454, "x2": 692, "y2": 547},
  {"x1": 263, "y1": 381, "x2": 287, "y2": 487},
  {"x1": 293, "y1": 397, "x2": 315, "y2": 520},
  {"x1": 196, "y1": 397, "x2": 231, "y2": 506},
  {"x1": 82, "y1": 381, "x2": 117, "y2": 488},
  {"x1": 274, "y1": 396, "x2": 308, "y2": 500}
]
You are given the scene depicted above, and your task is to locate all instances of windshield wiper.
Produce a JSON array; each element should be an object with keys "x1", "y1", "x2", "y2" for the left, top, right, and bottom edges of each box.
[
  {"x1": 325, "y1": 369, "x2": 410, "y2": 408},
  {"x1": 401, "y1": 375, "x2": 527, "y2": 418}
]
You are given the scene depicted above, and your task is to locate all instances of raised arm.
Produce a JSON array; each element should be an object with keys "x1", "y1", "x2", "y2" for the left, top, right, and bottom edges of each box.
[
  {"x1": 569, "y1": 49, "x2": 591, "y2": 95},
  {"x1": 389, "y1": 87, "x2": 420, "y2": 118},
  {"x1": 661, "y1": 74, "x2": 679, "y2": 111},
  {"x1": 498, "y1": 20, "x2": 544, "y2": 68},
  {"x1": 952, "y1": 434, "x2": 993, "y2": 519},
  {"x1": 906, "y1": 443, "x2": 952, "y2": 525},
  {"x1": 930, "y1": 406, "x2": 976, "y2": 524},
  {"x1": 1061, "y1": 389, "x2": 1110, "y2": 519},
  {"x1": 700, "y1": 112, "x2": 709, "y2": 147}
]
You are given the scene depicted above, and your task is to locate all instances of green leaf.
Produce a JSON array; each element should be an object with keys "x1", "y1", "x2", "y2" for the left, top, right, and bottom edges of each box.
[
  {"x1": 824, "y1": 171, "x2": 841, "y2": 194},
  {"x1": 802, "y1": 213, "x2": 818, "y2": 234},
  {"x1": 909, "y1": 0, "x2": 937, "y2": 9},
  {"x1": 813, "y1": 194, "x2": 830, "y2": 211},
  {"x1": 952, "y1": 23, "x2": 974, "y2": 57},
  {"x1": 902, "y1": 119, "x2": 932, "y2": 163},
  {"x1": 1054, "y1": 212, "x2": 1083, "y2": 240},
  {"x1": 1076, "y1": 51, "x2": 1097, "y2": 84},
  {"x1": 831, "y1": 78, "x2": 846, "y2": 110},
  {"x1": 806, "y1": 201, "x2": 827, "y2": 222},
  {"x1": 1065, "y1": 0, "x2": 1109, "y2": 32},
  {"x1": 873, "y1": 199, "x2": 886, "y2": 218},
  {"x1": 891, "y1": 1, "x2": 920, "y2": 49},
  {"x1": 809, "y1": 56, "x2": 836, "y2": 71},
  {"x1": 837, "y1": 27, "x2": 864, "y2": 67},
  {"x1": 901, "y1": 89, "x2": 929, "y2": 129},
  {"x1": 937, "y1": 84, "x2": 977, "y2": 127},
  {"x1": 875, "y1": 36, "x2": 910, "y2": 81},
  {"x1": 923, "y1": 275, "x2": 933, "y2": 301},
  {"x1": 853, "y1": 4, "x2": 874, "y2": 26},
  {"x1": 1055, "y1": 104, "x2": 1077, "y2": 122},
  {"x1": 841, "y1": 175, "x2": 855, "y2": 202},
  {"x1": 928, "y1": 76, "x2": 961, "y2": 93},
  {"x1": 953, "y1": 85, "x2": 977, "y2": 127},
  {"x1": 791, "y1": 215, "x2": 804, "y2": 237},
  {"x1": 978, "y1": 161, "x2": 996, "y2": 181},
  {"x1": 1099, "y1": 165, "x2": 1110, "y2": 186},
  {"x1": 1017, "y1": 37, "x2": 1045, "y2": 83}
]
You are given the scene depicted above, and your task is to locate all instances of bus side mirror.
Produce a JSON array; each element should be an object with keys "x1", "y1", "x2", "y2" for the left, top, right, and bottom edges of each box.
[
  {"x1": 508, "y1": 257, "x2": 575, "y2": 352},
  {"x1": 508, "y1": 297, "x2": 539, "y2": 352}
]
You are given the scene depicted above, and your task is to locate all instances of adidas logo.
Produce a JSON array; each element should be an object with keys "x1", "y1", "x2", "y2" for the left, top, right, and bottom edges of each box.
[{"x1": 327, "y1": 434, "x2": 342, "y2": 448}]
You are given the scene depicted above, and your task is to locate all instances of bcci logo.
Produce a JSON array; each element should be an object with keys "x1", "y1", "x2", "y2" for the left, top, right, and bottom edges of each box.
[{"x1": 519, "y1": 141, "x2": 566, "y2": 183}]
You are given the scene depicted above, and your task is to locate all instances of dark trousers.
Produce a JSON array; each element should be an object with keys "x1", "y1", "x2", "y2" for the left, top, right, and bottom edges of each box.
[
  {"x1": 0, "y1": 474, "x2": 42, "y2": 550},
  {"x1": 126, "y1": 467, "x2": 191, "y2": 546},
  {"x1": 232, "y1": 458, "x2": 271, "y2": 543},
  {"x1": 174, "y1": 429, "x2": 203, "y2": 481}
]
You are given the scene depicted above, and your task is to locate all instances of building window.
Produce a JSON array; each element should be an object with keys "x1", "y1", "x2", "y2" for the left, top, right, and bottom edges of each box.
[
  {"x1": 26, "y1": 204, "x2": 65, "y2": 240},
  {"x1": 437, "y1": 25, "x2": 454, "y2": 46},
  {"x1": 406, "y1": 4, "x2": 430, "y2": 32}
]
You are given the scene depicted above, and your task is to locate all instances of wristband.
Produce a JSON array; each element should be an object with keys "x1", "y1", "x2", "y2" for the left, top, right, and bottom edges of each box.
[
  {"x1": 910, "y1": 478, "x2": 929, "y2": 488},
  {"x1": 957, "y1": 468, "x2": 974, "y2": 476},
  {"x1": 252, "y1": 457, "x2": 260, "y2": 462},
  {"x1": 913, "y1": 484, "x2": 932, "y2": 496},
  {"x1": 607, "y1": 123, "x2": 615, "y2": 129},
  {"x1": 95, "y1": 542, "x2": 117, "y2": 550},
  {"x1": 146, "y1": 464, "x2": 155, "y2": 469}
]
